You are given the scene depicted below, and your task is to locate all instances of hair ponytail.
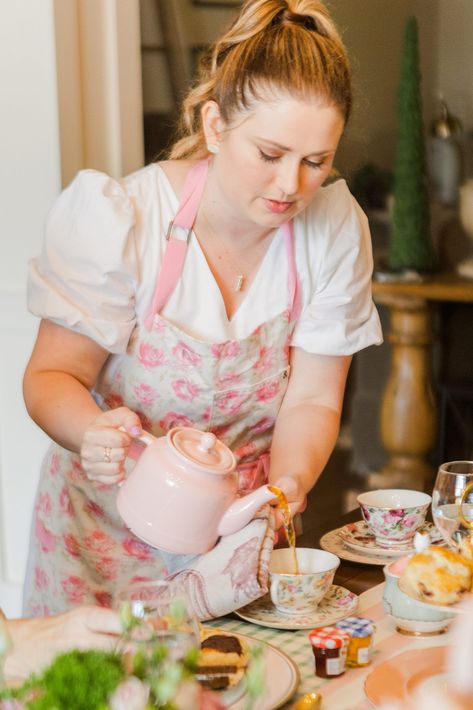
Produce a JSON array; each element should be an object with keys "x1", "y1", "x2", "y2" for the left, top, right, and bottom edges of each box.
[{"x1": 169, "y1": 0, "x2": 351, "y2": 160}]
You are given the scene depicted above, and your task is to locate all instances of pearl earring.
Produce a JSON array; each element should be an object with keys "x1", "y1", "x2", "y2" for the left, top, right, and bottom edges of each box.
[{"x1": 207, "y1": 143, "x2": 220, "y2": 154}]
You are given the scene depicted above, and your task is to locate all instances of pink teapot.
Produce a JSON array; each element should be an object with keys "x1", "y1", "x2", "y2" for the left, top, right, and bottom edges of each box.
[{"x1": 116, "y1": 427, "x2": 280, "y2": 554}]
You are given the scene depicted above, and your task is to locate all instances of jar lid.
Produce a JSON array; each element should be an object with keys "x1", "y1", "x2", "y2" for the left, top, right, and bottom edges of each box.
[
  {"x1": 308, "y1": 626, "x2": 350, "y2": 649},
  {"x1": 168, "y1": 427, "x2": 236, "y2": 474},
  {"x1": 335, "y1": 617, "x2": 375, "y2": 638}
]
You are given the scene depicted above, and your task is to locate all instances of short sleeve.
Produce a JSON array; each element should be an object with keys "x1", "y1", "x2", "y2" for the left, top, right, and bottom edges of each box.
[
  {"x1": 27, "y1": 170, "x2": 138, "y2": 353},
  {"x1": 291, "y1": 180, "x2": 383, "y2": 355}
]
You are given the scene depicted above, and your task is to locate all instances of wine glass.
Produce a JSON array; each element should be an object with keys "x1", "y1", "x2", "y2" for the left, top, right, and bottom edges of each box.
[
  {"x1": 115, "y1": 579, "x2": 200, "y2": 660},
  {"x1": 431, "y1": 460, "x2": 473, "y2": 550}
]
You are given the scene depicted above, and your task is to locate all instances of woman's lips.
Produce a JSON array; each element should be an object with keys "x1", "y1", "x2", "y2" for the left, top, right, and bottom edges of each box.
[{"x1": 263, "y1": 198, "x2": 293, "y2": 214}]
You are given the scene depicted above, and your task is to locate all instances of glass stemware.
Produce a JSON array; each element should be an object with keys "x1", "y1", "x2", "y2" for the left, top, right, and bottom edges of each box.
[
  {"x1": 431, "y1": 460, "x2": 473, "y2": 550},
  {"x1": 114, "y1": 579, "x2": 200, "y2": 661}
]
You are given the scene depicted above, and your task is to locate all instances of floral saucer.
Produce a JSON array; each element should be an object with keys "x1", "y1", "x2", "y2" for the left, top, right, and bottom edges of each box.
[
  {"x1": 320, "y1": 527, "x2": 393, "y2": 565},
  {"x1": 338, "y1": 521, "x2": 442, "y2": 557},
  {"x1": 234, "y1": 585, "x2": 358, "y2": 630}
]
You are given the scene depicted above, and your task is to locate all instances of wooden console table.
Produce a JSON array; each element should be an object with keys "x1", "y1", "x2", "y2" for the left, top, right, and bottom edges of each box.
[{"x1": 370, "y1": 273, "x2": 473, "y2": 491}]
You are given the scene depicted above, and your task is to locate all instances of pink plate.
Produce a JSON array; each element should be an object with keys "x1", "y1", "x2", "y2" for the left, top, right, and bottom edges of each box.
[{"x1": 364, "y1": 647, "x2": 447, "y2": 706}]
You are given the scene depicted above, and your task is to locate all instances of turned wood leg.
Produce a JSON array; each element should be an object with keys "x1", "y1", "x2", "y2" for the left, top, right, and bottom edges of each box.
[{"x1": 369, "y1": 294, "x2": 437, "y2": 491}]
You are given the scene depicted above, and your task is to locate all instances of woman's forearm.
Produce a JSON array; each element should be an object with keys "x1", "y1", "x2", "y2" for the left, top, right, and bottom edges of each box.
[
  {"x1": 269, "y1": 401, "x2": 342, "y2": 495},
  {"x1": 23, "y1": 369, "x2": 102, "y2": 453}
]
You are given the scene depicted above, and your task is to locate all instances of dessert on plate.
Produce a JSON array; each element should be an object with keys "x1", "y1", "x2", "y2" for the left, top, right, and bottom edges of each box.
[
  {"x1": 399, "y1": 545, "x2": 472, "y2": 606},
  {"x1": 196, "y1": 627, "x2": 250, "y2": 690}
]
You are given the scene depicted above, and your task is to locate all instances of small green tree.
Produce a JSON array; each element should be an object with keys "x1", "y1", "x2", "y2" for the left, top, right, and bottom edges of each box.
[{"x1": 389, "y1": 16, "x2": 435, "y2": 272}]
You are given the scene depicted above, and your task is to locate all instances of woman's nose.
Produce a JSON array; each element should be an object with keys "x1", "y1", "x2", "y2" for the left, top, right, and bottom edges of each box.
[{"x1": 277, "y1": 162, "x2": 301, "y2": 197}]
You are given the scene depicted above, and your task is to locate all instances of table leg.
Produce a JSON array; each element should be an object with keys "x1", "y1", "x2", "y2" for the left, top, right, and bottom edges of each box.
[{"x1": 369, "y1": 294, "x2": 437, "y2": 491}]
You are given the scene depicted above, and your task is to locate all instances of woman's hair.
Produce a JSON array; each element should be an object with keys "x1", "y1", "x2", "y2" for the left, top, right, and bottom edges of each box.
[{"x1": 168, "y1": 0, "x2": 352, "y2": 160}]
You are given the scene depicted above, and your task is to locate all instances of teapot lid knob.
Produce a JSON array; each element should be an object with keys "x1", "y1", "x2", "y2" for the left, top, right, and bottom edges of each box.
[
  {"x1": 167, "y1": 427, "x2": 236, "y2": 474},
  {"x1": 198, "y1": 432, "x2": 216, "y2": 453}
]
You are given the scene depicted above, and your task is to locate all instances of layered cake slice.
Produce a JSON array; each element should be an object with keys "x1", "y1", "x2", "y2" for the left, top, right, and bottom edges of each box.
[{"x1": 196, "y1": 627, "x2": 250, "y2": 690}]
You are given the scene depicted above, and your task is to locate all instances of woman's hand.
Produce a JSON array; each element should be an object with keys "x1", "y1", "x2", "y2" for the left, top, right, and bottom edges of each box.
[
  {"x1": 80, "y1": 407, "x2": 142, "y2": 485},
  {"x1": 5, "y1": 606, "x2": 122, "y2": 679}
]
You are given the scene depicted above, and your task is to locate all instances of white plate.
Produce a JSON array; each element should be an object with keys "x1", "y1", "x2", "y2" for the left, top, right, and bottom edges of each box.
[
  {"x1": 338, "y1": 521, "x2": 442, "y2": 557},
  {"x1": 225, "y1": 631, "x2": 300, "y2": 709},
  {"x1": 234, "y1": 585, "x2": 358, "y2": 630},
  {"x1": 320, "y1": 526, "x2": 395, "y2": 566}
]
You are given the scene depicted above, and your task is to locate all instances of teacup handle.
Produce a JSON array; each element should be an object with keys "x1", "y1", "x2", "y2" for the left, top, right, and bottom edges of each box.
[
  {"x1": 459, "y1": 481, "x2": 473, "y2": 530},
  {"x1": 270, "y1": 578, "x2": 282, "y2": 604}
]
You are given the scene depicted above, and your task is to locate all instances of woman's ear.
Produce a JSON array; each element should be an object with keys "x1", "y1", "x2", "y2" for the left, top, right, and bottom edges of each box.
[{"x1": 201, "y1": 101, "x2": 224, "y2": 153}]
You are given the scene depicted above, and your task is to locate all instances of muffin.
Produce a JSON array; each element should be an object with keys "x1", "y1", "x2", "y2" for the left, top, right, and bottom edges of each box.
[{"x1": 399, "y1": 546, "x2": 472, "y2": 606}]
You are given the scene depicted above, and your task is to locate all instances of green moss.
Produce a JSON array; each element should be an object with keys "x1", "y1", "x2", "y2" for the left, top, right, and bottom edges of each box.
[{"x1": 8, "y1": 650, "x2": 125, "y2": 709}]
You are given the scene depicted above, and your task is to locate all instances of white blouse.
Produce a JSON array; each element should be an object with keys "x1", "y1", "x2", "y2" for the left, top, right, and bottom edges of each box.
[{"x1": 28, "y1": 163, "x2": 382, "y2": 354}]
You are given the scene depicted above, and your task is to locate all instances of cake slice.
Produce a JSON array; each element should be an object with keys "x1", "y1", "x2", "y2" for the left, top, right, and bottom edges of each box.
[{"x1": 196, "y1": 627, "x2": 249, "y2": 690}]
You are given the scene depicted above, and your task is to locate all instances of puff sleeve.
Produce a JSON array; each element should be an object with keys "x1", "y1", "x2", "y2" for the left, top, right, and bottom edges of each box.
[
  {"x1": 291, "y1": 180, "x2": 383, "y2": 355},
  {"x1": 27, "y1": 170, "x2": 138, "y2": 353}
]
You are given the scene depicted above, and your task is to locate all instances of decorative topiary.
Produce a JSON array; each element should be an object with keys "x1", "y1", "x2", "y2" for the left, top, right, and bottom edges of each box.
[{"x1": 388, "y1": 16, "x2": 436, "y2": 272}]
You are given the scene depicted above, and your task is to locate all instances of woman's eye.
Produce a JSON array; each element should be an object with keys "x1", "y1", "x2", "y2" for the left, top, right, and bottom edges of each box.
[
  {"x1": 304, "y1": 158, "x2": 324, "y2": 170},
  {"x1": 259, "y1": 150, "x2": 280, "y2": 163}
]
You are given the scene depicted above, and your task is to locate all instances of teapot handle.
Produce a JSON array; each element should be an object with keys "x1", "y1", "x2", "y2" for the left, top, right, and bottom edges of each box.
[
  {"x1": 116, "y1": 427, "x2": 158, "y2": 487},
  {"x1": 118, "y1": 425, "x2": 157, "y2": 448}
]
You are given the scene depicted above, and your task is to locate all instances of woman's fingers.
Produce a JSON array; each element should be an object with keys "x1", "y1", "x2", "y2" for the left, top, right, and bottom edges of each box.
[
  {"x1": 82, "y1": 606, "x2": 122, "y2": 635},
  {"x1": 80, "y1": 407, "x2": 142, "y2": 482}
]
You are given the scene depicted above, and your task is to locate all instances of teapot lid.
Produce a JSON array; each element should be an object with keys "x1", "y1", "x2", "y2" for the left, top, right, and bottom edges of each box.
[{"x1": 168, "y1": 427, "x2": 236, "y2": 474}]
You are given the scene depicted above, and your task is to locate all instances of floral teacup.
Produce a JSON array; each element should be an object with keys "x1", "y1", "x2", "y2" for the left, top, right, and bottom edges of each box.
[
  {"x1": 269, "y1": 547, "x2": 340, "y2": 615},
  {"x1": 357, "y1": 489, "x2": 431, "y2": 548}
]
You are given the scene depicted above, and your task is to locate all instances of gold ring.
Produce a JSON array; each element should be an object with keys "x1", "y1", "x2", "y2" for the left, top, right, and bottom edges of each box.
[{"x1": 103, "y1": 447, "x2": 112, "y2": 463}]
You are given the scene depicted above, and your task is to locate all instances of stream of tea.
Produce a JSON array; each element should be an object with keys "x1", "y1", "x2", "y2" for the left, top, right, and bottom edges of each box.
[{"x1": 268, "y1": 485, "x2": 300, "y2": 575}]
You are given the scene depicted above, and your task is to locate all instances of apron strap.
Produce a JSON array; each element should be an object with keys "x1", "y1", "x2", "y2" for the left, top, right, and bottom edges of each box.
[
  {"x1": 282, "y1": 221, "x2": 302, "y2": 323},
  {"x1": 144, "y1": 160, "x2": 210, "y2": 329}
]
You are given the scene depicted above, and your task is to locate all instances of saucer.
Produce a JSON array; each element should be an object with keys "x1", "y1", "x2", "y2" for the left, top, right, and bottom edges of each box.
[
  {"x1": 320, "y1": 526, "x2": 398, "y2": 566},
  {"x1": 338, "y1": 521, "x2": 442, "y2": 557},
  {"x1": 234, "y1": 585, "x2": 358, "y2": 630}
]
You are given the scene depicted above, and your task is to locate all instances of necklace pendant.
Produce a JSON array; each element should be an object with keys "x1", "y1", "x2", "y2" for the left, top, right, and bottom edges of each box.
[{"x1": 234, "y1": 274, "x2": 244, "y2": 292}]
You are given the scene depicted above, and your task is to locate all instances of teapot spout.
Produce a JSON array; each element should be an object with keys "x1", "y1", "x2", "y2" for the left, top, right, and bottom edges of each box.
[{"x1": 217, "y1": 485, "x2": 277, "y2": 537}]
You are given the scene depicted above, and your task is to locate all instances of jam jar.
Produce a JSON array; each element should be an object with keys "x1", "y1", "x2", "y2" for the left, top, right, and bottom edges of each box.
[
  {"x1": 335, "y1": 617, "x2": 375, "y2": 667},
  {"x1": 308, "y1": 626, "x2": 350, "y2": 678}
]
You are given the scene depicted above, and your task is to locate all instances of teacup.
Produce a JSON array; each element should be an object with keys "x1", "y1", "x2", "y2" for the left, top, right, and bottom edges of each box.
[
  {"x1": 269, "y1": 547, "x2": 340, "y2": 615},
  {"x1": 357, "y1": 489, "x2": 431, "y2": 547},
  {"x1": 383, "y1": 556, "x2": 454, "y2": 635}
]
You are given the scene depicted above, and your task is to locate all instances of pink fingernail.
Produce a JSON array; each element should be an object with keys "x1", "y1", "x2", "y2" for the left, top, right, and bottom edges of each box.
[{"x1": 130, "y1": 426, "x2": 141, "y2": 436}]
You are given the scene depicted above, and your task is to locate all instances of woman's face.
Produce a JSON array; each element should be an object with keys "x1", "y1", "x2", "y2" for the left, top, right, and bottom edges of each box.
[{"x1": 205, "y1": 92, "x2": 345, "y2": 232}]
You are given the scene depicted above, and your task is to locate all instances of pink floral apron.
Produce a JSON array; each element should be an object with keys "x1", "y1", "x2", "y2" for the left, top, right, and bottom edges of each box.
[{"x1": 23, "y1": 159, "x2": 301, "y2": 616}]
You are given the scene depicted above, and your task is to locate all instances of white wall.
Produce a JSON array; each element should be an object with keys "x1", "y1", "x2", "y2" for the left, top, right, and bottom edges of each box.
[{"x1": 0, "y1": 0, "x2": 59, "y2": 616}]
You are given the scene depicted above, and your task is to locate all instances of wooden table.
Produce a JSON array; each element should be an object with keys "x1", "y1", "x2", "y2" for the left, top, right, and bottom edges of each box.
[{"x1": 371, "y1": 273, "x2": 473, "y2": 491}]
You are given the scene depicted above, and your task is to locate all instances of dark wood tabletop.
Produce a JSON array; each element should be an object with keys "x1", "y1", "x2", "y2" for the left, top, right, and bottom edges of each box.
[{"x1": 297, "y1": 508, "x2": 385, "y2": 595}]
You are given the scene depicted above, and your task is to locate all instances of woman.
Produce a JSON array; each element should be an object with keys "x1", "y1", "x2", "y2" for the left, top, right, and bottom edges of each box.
[{"x1": 23, "y1": 0, "x2": 382, "y2": 614}]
